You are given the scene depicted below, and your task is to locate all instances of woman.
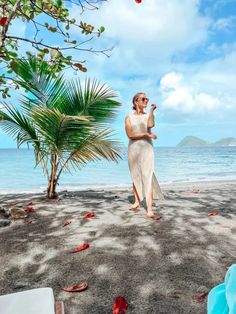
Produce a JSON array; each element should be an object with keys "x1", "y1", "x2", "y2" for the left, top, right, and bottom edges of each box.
[{"x1": 125, "y1": 92, "x2": 164, "y2": 218}]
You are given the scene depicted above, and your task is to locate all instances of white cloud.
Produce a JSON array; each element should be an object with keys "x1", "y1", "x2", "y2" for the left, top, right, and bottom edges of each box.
[
  {"x1": 212, "y1": 16, "x2": 236, "y2": 32},
  {"x1": 60, "y1": 0, "x2": 236, "y2": 130},
  {"x1": 71, "y1": 0, "x2": 210, "y2": 76},
  {"x1": 159, "y1": 48, "x2": 236, "y2": 120},
  {"x1": 160, "y1": 72, "x2": 221, "y2": 113}
]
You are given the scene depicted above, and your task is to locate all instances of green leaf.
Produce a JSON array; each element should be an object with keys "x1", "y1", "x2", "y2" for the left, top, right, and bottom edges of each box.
[
  {"x1": 10, "y1": 60, "x2": 18, "y2": 72},
  {"x1": 43, "y1": 48, "x2": 49, "y2": 54},
  {"x1": 99, "y1": 26, "x2": 105, "y2": 33},
  {"x1": 8, "y1": 51, "x2": 18, "y2": 58},
  {"x1": 49, "y1": 27, "x2": 57, "y2": 33},
  {"x1": 56, "y1": 0, "x2": 63, "y2": 7}
]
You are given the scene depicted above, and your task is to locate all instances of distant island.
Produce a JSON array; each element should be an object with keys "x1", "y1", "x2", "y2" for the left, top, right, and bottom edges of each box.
[{"x1": 177, "y1": 136, "x2": 236, "y2": 147}]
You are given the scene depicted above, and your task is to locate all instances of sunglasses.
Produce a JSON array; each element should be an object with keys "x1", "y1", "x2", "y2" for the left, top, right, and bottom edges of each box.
[{"x1": 139, "y1": 97, "x2": 149, "y2": 102}]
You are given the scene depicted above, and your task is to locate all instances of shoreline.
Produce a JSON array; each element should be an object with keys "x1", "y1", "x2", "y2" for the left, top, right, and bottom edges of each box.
[
  {"x1": 0, "y1": 180, "x2": 236, "y2": 313},
  {"x1": 0, "y1": 178, "x2": 236, "y2": 196}
]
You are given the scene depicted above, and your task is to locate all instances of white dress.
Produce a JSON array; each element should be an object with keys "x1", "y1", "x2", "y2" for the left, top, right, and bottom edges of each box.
[{"x1": 127, "y1": 112, "x2": 164, "y2": 202}]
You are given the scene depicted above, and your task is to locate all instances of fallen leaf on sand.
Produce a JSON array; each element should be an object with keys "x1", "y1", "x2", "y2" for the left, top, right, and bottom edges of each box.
[
  {"x1": 152, "y1": 215, "x2": 161, "y2": 221},
  {"x1": 129, "y1": 207, "x2": 139, "y2": 211},
  {"x1": 71, "y1": 243, "x2": 89, "y2": 253},
  {"x1": 63, "y1": 281, "x2": 88, "y2": 292},
  {"x1": 192, "y1": 292, "x2": 208, "y2": 303},
  {"x1": 63, "y1": 220, "x2": 72, "y2": 227},
  {"x1": 112, "y1": 296, "x2": 128, "y2": 314},
  {"x1": 208, "y1": 211, "x2": 219, "y2": 216},
  {"x1": 25, "y1": 218, "x2": 32, "y2": 224},
  {"x1": 180, "y1": 192, "x2": 193, "y2": 197},
  {"x1": 24, "y1": 206, "x2": 35, "y2": 213},
  {"x1": 83, "y1": 212, "x2": 95, "y2": 218}
]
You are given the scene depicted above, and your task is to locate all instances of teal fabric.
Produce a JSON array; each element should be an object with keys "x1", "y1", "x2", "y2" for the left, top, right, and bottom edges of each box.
[{"x1": 208, "y1": 264, "x2": 236, "y2": 314}]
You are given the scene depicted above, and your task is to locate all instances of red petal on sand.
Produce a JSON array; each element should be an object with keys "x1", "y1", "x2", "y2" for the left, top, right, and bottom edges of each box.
[
  {"x1": 152, "y1": 215, "x2": 161, "y2": 221},
  {"x1": 63, "y1": 281, "x2": 88, "y2": 292},
  {"x1": 83, "y1": 212, "x2": 95, "y2": 218},
  {"x1": 25, "y1": 218, "x2": 32, "y2": 224},
  {"x1": 135, "y1": 0, "x2": 142, "y2": 3},
  {"x1": 71, "y1": 243, "x2": 89, "y2": 253},
  {"x1": 208, "y1": 211, "x2": 219, "y2": 216},
  {"x1": 112, "y1": 296, "x2": 128, "y2": 314},
  {"x1": 63, "y1": 220, "x2": 72, "y2": 227},
  {"x1": 55, "y1": 302, "x2": 64, "y2": 314},
  {"x1": 192, "y1": 292, "x2": 208, "y2": 303},
  {"x1": 24, "y1": 206, "x2": 35, "y2": 213},
  {"x1": 129, "y1": 208, "x2": 139, "y2": 211},
  {"x1": 0, "y1": 17, "x2": 8, "y2": 26}
]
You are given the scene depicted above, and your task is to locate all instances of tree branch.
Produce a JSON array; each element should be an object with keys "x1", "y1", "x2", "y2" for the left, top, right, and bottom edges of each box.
[{"x1": 5, "y1": 35, "x2": 113, "y2": 56}]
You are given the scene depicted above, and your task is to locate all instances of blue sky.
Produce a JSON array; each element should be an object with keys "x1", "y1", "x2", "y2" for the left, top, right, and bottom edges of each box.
[{"x1": 1, "y1": 0, "x2": 236, "y2": 147}]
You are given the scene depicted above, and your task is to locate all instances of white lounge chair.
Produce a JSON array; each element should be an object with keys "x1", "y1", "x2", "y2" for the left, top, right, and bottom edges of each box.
[{"x1": 0, "y1": 287, "x2": 64, "y2": 314}]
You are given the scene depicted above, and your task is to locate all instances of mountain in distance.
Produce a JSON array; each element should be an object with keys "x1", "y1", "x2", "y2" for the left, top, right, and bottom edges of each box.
[
  {"x1": 177, "y1": 136, "x2": 209, "y2": 147},
  {"x1": 177, "y1": 136, "x2": 236, "y2": 147},
  {"x1": 213, "y1": 137, "x2": 236, "y2": 146}
]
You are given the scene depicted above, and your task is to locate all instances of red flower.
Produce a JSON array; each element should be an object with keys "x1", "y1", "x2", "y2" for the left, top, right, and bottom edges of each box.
[
  {"x1": 152, "y1": 215, "x2": 161, "y2": 221},
  {"x1": 63, "y1": 281, "x2": 88, "y2": 292},
  {"x1": 63, "y1": 220, "x2": 72, "y2": 227},
  {"x1": 83, "y1": 212, "x2": 95, "y2": 218},
  {"x1": 0, "y1": 17, "x2": 8, "y2": 26},
  {"x1": 112, "y1": 296, "x2": 128, "y2": 314},
  {"x1": 135, "y1": 0, "x2": 142, "y2": 3},
  {"x1": 24, "y1": 206, "x2": 35, "y2": 213},
  {"x1": 192, "y1": 292, "x2": 208, "y2": 303},
  {"x1": 208, "y1": 211, "x2": 219, "y2": 216},
  {"x1": 71, "y1": 243, "x2": 89, "y2": 253}
]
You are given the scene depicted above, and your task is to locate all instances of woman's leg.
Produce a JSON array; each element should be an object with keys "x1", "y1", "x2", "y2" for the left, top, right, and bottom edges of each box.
[
  {"x1": 146, "y1": 192, "x2": 154, "y2": 217},
  {"x1": 130, "y1": 183, "x2": 141, "y2": 209}
]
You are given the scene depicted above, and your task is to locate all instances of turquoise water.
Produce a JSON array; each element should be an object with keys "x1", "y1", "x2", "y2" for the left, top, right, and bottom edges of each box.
[{"x1": 0, "y1": 147, "x2": 236, "y2": 193}]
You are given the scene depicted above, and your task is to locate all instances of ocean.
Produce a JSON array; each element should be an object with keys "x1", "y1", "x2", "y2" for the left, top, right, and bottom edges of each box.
[{"x1": 0, "y1": 146, "x2": 236, "y2": 194}]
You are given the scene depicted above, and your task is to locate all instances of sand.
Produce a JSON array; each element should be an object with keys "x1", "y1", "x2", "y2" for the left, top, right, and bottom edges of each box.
[{"x1": 0, "y1": 181, "x2": 236, "y2": 314}]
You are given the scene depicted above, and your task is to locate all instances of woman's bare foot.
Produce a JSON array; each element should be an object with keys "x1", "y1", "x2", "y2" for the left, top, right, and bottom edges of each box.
[
  {"x1": 129, "y1": 202, "x2": 140, "y2": 210},
  {"x1": 147, "y1": 211, "x2": 155, "y2": 218}
]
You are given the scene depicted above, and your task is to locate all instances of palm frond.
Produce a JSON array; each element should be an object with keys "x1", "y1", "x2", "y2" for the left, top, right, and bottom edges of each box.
[
  {"x1": 0, "y1": 103, "x2": 40, "y2": 149},
  {"x1": 57, "y1": 127, "x2": 122, "y2": 179},
  {"x1": 14, "y1": 57, "x2": 66, "y2": 109},
  {"x1": 57, "y1": 78, "x2": 121, "y2": 122},
  {"x1": 31, "y1": 106, "x2": 93, "y2": 153}
]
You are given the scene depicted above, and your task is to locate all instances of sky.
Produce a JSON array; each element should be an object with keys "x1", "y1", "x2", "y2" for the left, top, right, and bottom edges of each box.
[{"x1": 1, "y1": 0, "x2": 236, "y2": 147}]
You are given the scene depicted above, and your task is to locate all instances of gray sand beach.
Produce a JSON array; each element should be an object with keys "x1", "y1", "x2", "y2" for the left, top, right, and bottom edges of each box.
[{"x1": 0, "y1": 181, "x2": 236, "y2": 314}]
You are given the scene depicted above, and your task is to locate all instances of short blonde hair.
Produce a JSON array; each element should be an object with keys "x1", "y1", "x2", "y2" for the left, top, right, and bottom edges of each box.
[{"x1": 132, "y1": 92, "x2": 144, "y2": 110}]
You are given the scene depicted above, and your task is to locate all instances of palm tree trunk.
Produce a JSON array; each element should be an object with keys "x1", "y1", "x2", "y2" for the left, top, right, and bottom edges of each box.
[{"x1": 47, "y1": 153, "x2": 58, "y2": 199}]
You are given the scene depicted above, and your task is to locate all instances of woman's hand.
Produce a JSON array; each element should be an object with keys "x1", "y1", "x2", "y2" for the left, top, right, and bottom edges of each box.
[
  {"x1": 150, "y1": 104, "x2": 157, "y2": 111},
  {"x1": 147, "y1": 133, "x2": 157, "y2": 139}
]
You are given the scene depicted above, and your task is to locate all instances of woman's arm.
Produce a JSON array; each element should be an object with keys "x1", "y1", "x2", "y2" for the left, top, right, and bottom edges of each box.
[
  {"x1": 147, "y1": 104, "x2": 157, "y2": 128},
  {"x1": 125, "y1": 116, "x2": 157, "y2": 140},
  {"x1": 147, "y1": 111, "x2": 155, "y2": 128}
]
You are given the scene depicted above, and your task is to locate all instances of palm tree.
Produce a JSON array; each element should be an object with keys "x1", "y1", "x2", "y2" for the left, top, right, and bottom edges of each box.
[{"x1": 0, "y1": 57, "x2": 122, "y2": 198}]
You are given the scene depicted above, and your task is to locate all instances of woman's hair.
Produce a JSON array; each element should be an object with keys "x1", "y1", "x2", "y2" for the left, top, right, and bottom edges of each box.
[{"x1": 132, "y1": 92, "x2": 144, "y2": 110}]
